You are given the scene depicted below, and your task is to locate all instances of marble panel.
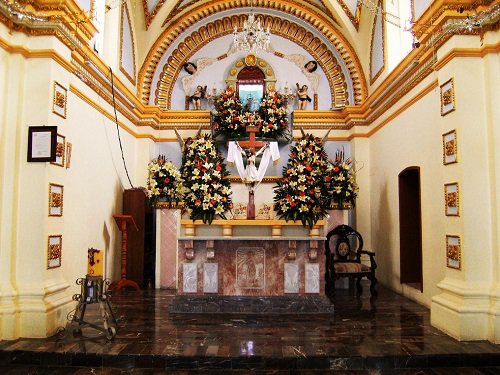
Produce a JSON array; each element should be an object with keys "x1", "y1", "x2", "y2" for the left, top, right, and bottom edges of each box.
[
  {"x1": 236, "y1": 247, "x2": 265, "y2": 290},
  {"x1": 157, "y1": 209, "x2": 179, "y2": 289},
  {"x1": 204, "y1": 263, "x2": 218, "y2": 293},
  {"x1": 305, "y1": 263, "x2": 320, "y2": 294},
  {"x1": 284, "y1": 263, "x2": 299, "y2": 293},
  {"x1": 183, "y1": 263, "x2": 197, "y2": 293}
]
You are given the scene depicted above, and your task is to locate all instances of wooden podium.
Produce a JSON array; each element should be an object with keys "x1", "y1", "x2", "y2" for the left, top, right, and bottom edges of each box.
[{"x1": 111, "y1": 215, "x2": 141, "y2": 292}]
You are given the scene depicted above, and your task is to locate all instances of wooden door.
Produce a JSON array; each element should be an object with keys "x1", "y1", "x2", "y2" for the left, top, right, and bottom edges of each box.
[{"x1": 398, "y1": 167, "x2": 423, "y2": 291}]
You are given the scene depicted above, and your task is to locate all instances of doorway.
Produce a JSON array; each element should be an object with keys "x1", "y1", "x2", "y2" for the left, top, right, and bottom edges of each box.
[{"x1": 398, "y1": 167, "x2": 423, "y2": 291}]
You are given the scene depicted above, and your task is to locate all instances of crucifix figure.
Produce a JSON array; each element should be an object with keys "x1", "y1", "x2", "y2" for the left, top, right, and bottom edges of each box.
[
  {"x1": 238, "y1": 125, "x2": 267, "y2": 219},
  {"x1": 227, "y1": 125, "x2": 280, "y2": 220}
]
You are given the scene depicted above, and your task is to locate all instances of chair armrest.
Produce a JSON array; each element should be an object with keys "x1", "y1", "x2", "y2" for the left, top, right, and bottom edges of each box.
[
  {"x1": 360, "y1": 250, "x2": 377, "y2": 270},
  {"x1": 360, "y1": 250, "x2": 375, "y2": 256}
]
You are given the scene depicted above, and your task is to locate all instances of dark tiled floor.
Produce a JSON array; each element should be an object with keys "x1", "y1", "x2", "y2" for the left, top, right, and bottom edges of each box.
[{"x1": 1, "y1": 285, "x2": 500, "y2": 374}]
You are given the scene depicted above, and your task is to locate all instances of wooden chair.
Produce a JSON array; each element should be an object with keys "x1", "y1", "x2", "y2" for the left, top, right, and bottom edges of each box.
[{"x1": 325, "y1": 224, "x2": 377, "y2": 296}]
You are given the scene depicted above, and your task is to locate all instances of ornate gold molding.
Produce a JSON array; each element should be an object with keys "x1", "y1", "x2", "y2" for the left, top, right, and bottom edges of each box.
[
  {"x1": 119, "y1": 2, "x2": 137, "y2": 86},
  {"x1": 139, "y1": 2, "x2": 367, "y2": 107},
  {"x1": 150, "y1": 15, "x2": 365, "y2": 109}
]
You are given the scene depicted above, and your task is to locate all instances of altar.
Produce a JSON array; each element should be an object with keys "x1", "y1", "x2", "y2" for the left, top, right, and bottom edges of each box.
[{"x1": 154, "y1": 208, "x2": 349, "y2": 297}]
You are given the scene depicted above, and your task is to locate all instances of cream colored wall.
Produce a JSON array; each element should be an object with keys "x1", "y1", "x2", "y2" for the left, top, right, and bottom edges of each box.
[
  {"x1": 368, "y1": 74, "x2": 444, "y2": 307},
  {"x1": 0, "y1": 23, "x2": 141, "y2": 340}
]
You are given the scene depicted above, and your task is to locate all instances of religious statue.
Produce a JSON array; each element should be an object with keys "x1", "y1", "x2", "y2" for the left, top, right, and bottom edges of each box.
[
  {"x1": 296, "y1": 83, "x2": 312, "y2": 110},
  {"x1": 244, "y1": 93, "x2": 260, "y2": 112},
  {"x1": 190, "y1": 85, "x2": 207, "y2": 110},
  {"x1": 240, "y1": 143, "x2": 269, "y2": 191}
]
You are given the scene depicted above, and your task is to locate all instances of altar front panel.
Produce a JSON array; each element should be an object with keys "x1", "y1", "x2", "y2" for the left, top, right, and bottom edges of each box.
[{"x1": 178, "y1": 240, "x2": 325, "y2": 296}]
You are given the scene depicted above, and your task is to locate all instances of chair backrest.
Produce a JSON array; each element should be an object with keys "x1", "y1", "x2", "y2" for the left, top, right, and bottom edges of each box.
[{"x1": 326, "y1": 224, "x2": 363, "y2": 262}]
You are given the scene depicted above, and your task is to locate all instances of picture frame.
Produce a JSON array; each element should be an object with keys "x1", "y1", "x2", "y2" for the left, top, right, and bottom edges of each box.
[
  {"x1": 446, "y1": 235, "x2": 461, "y2": 270},
  {"x1": 47, "y1": 235, "x2": 62, "y2": 269},
  {"x1": 440, "y1": 78, "x2": 455, "y2": 116},
  {"x1": 444, "y1": 182, "x2": 459, "y2": 216},
  {"x1": 66, "y1": 142, "x2": 72, "y2": 169},
  {"x1": 48, "y1": 183, "x2": 64, "y2": 216},
  {"x1": 52, "y1": 81, "x2": 67, "y2": 119},
  {"x1": 27, "y1": 126, "x2": 57, "y2": 162},
  {"x1": 442, "y1": 129, "x2": 458, "y2": 165},
  {"x1": 51, "y1": 134, "x2": 66, "y2": 167}
]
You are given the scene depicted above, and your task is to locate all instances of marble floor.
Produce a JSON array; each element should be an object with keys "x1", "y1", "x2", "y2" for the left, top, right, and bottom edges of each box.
[{"x1": 1, "y1": 284, "x2": 500, "y2": 374}]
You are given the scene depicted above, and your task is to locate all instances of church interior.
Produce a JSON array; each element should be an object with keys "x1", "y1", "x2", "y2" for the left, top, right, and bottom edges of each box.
[{"x1": 0, "y1": 0, "x2": 499, "y2": 372}]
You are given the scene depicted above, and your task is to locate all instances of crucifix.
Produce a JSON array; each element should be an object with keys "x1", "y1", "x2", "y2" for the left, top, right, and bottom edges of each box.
[{"x1": 237, "y1": 125, "x2": 268, "y2": 220}]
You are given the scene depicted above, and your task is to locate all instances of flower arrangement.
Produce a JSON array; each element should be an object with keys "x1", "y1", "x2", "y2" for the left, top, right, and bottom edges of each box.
[
  {"x1": 180, "y1": 133, "x2": 233, "y2": 224},
  {"x1": 212, "y1": 88, "x2": 245, "y2": 139},
  {"x1": 145, "y1": 155, "x2": 185, "y2": 206},
  {"x1": 273, "y1": 133, "x2": 332, "y2": 228},
  {"x1": 258, "y1": 91, "x2": 289, "y2": 138},
  {"x1": 327, "y1": 149, "x2": 358, "y2": 207},
  {"x1": 212, "y1": 87, "x2": 290, "y2": 141}
]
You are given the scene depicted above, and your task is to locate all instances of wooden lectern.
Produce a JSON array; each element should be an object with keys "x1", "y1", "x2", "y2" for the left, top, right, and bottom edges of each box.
[{"x1": 111, "y1": 214, "x2": 141, "y2": 292}]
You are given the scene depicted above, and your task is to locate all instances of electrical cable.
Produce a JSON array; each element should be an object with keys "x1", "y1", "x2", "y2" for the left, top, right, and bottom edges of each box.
[{"x1": 108, "y1": 67, "x2": 134, "y2": 189}]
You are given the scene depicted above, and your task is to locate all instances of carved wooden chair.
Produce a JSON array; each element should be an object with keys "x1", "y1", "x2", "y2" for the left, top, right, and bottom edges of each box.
[{"x1": 325, "y1": 224, "x2": 377, "y2": 296}]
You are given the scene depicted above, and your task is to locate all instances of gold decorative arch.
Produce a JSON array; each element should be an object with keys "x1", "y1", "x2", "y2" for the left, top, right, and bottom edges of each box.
[
  {"x1": 225, "y1": 56, "x2": 277, "y2": 92},
  {"x1": 139, "y1": 2, "x2": 367, "y2": 107},
  {"x1": 150, "y1": 15, "x2": 366, "y2": 109}
]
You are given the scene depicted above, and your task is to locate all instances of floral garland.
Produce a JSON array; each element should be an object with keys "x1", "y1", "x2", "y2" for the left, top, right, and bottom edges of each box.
[
  {"x1": 273, "y1": 134, "x2": 332, "y2": 228},
  {"x1": 212, "y1": 87, "x2": 289, "y2": 140},
  {"x1": 212, "y1": 88, "x2": 245, "y2": 139},
  {"x1": 180, "y1": 134, "x2": 233, "y2": 224},
  {"x1": 258, "y1": 91, "x2": 289, "y2": 138},
  {"x1": 145, "y1": 155, "x2": 185, "y2": 206},
  {"x1": 327, "y1": 150, "x2": 358, "y2": 207}
]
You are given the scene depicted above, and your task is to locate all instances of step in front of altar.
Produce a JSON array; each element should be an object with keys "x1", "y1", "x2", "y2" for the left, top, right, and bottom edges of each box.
[{"x1": 169, "y1": 295, "x2": 334, "y2": 315}]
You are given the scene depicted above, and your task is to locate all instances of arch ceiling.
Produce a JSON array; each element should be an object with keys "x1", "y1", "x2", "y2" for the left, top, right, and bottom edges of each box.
[{"x1": 138, "y1": 0, "x2": 369, "y2": 107}]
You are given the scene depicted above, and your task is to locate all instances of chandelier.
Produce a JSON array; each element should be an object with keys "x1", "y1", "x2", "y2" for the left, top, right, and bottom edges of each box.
[{"x1": 232, "y1": 10, "x2": 271, "y2": 53}]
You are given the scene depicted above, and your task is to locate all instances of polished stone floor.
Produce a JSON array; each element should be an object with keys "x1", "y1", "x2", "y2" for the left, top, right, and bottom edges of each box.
[{"x1": 1, "y1": 284, "x2": 500, "y2": 374}]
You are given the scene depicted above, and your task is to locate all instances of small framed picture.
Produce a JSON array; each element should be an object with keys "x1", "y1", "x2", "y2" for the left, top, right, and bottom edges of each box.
[
  {"x1": 446, "y1": 235, "x2": 461, "y2": 270},
  {"x1": 51, "y1": 134, "x2": 66, "y2": 167},
  {"x1": 27, "y1": 126, "x2": 57, "y2": 162},
  {"x1": 442, "y1": 129, "x2": 458, "y2": 165},
  {"x1": 66, "y1": 142, "x2": 72, "y2": 169},
  {"x1": 440, "y1": 78, "x2": 455, "y2": 116},
  {"x1": 444, "y1": 182, "x2": 459, "y2": 216},
  {"x1": 52, "y1": 81, "x2": 67, "y2": 118},
  {"x1": 47, "y1": 235, "x2": 62, "y2": 269},
  {"x1": 48, "y1": 183, "x2": 64, "y2": 216}
]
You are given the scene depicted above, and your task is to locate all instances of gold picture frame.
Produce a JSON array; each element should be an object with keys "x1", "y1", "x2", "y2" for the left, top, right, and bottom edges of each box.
[
  {"x1": 66, "y1": 142, "x2": 72, "y2": 169},
  {"x1": 50, "y1": 133, "x2": 66, "y2": 167},
  {"x1": 444, "y1": 182, "x2": 459, "y2": 216},
  {"x1": 47, "y1": 235, "x2": 62, "y2": 269},
  {"x1": 446, "y1": 235, "x2": 461, "y2": 270},
  {"x1": 440, "y1": 78, "x2": 455, "y2": 116},
  {"x1": 52, "y1": 81, "x2": 67, "y2": 119},
  {"x1": 442, "y1": 129, "x2": 458, "y2": 165},
  {"x1": 48, "y1": 183, "x2": 64, "y2": 216}
]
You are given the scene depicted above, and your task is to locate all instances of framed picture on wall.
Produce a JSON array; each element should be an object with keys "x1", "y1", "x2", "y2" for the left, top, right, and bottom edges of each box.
[
  {"x1": 440, "y1": 78, "x2": 455, "y2": 116},
  {"x1": 52, "y1": 81, "x2": 67, "y2": 119},
  {"x1": 50, "y1": 134, "x2": 66, "y2": 167},
  {"x1": 48, "y1": 183, "x2": 64, "y2": 216},
  {"x1": 442, "y1": 129, "x2": 458, "y2": 165},
  {"x1": 446, "y1": 235, "x2": 461, "y2": 270},
  {"x1": 27, "y1": 126, "x2": 57, "y2": 162},
  {"x1": 444, "y1": 182, "x2": 459, "y2": 216},
  {"x1": 47, "y1": 235, "x2": 62, "y2": 269}
]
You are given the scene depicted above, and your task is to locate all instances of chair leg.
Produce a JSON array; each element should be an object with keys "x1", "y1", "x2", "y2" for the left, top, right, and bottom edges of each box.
[
  {"x1": 369, "y1": 274, "x2": 378, "y2": 296},
  {"x1": 356, "y1": 277, "x2": 363, "y2": 295}
]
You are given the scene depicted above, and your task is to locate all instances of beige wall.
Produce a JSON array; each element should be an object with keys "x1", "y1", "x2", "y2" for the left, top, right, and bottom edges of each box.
[{"x1": 0, "y1": 23, "x2": 143, "y2": 339}]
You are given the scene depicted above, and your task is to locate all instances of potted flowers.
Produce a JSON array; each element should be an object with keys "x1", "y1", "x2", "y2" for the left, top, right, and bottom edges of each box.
[
  {"x1": 327, "y1": 149, "x2": 358, "y2": 208},
  {"x1": 258, "y1": 91, "x2": 289, "y2": 139},
  {"x1": 211, "y1": 88, "x2": 245, "y2": 139},
  {"x1": 180, "y1": 134, "x2": 233, "y2": 224},
  {"x1": 145, "y1": 155, "x2": 185, "y2": 207}
]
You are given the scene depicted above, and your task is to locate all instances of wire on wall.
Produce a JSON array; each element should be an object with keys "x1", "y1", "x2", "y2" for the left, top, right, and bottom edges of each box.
[{"x1": 109, "y1": 67, "x2": 134, "y2": 189}]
